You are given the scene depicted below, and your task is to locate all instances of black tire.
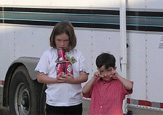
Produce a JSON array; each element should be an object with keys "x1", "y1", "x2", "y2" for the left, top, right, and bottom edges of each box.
[
  {"x1": 9, "y1": 66, "x2": 38, "y2": 115},
  {"x1": 39, "y1": 84, "x2": 46, "y2": 115}
]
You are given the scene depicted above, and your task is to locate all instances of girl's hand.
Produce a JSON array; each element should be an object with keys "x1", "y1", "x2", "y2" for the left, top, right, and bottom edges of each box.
[
  {"x1": 56, "y1": 72, "x2": 74, "y2": 83},
  {"x1": 65, "y1": 73, "x2": 75, "y2": 83},
  {"x1": 56, "y1": 72, "x2": 66, "y2": 83}
]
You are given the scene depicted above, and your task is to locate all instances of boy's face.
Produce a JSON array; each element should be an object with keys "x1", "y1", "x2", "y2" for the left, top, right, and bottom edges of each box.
[
  {"x1": 97, "y1": 65, "x2": 116, "y2": 82},
  {"x1": 55, "y1": 33, "x2": 69, "y2": 50}
]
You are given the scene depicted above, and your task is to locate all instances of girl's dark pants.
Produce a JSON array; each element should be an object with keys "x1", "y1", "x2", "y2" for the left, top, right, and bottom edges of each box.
[{"x1": 46, "y1": 103, "x2": 82, "y2": 115}]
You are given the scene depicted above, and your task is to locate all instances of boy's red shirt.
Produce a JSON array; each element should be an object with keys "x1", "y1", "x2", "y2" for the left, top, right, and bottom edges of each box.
[{"x1": 83, "y1": 78, "x2": 133, "y2": 115}]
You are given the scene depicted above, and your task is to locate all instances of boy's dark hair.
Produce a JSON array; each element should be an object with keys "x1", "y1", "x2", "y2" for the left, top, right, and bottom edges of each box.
[
  {"x1": 96, "y1": 53, "x2": 116, "y2": 69},
  {"x1": 50, "y1": 21, "x2": 77, "y2": 51}
]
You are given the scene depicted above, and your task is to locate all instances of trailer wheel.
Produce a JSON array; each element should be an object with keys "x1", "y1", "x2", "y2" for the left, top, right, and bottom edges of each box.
[
  {"x1": 9, "y1": 66, "x2": 38, "y2": 115},
  {"x1": 39, "y1": 84, "x2": 46, "y2": 115}
]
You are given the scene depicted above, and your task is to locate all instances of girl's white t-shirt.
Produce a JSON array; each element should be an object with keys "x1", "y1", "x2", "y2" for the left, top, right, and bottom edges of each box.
[{"x1": 35, "y1": 48, "x2": 88, "y2": 106}]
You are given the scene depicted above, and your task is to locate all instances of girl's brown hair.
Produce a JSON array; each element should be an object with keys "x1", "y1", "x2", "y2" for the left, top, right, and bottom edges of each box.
[{"x1": 50, "y1": 21, "x2": 77, "y2": 51}]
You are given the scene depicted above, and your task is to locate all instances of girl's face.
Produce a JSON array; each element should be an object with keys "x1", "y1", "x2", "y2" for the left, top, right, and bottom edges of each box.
[
  {"x1": 55, "y1": 33, "x2": 69, "y2": 50},
  {"x1": 98, "y1": 66, "x2": 116, "y2": 82}
]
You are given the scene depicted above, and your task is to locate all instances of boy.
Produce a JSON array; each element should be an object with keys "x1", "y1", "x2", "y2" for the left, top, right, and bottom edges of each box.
[{"x1": 82, "y1": 53, "x2": 133, "y2": 115}]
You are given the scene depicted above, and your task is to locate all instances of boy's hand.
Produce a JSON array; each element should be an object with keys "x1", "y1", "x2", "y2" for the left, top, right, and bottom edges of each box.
[
  {"x1": 110, "y1": 70, "x2": 119, "y2": 79},
  {"x1": 93, "y1": 72, "x2": 101, "y2": 79}
]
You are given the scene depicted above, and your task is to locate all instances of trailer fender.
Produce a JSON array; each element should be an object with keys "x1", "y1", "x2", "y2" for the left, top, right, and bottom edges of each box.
[
  {"x1": 12, "y1": 57, "x2": 40, "y2": 80},
  {"x1": 3, "y1": 57, "x2": 46, "y2": 114},
  {"x1": 3, "y1": 57, "x2": 40, "y2": 106}
]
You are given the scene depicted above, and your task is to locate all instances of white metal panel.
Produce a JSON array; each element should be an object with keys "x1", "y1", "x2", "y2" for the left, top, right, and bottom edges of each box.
[
  {"x1": 0, "y1": 25, "x2": 122, "y2": 83},
  {"x1": 89, "y1": 0, "x2": 120, "y2": 8},
  {"x1": 0, "y1": 24, "x2": 52, "y2": 80},
  {"x1": 13, "y1": 25, "x2": 51, "y2": 58},
  {"x1": 0, "y1": 0, "x2": 50, "y2": 7},
  {"x1": 127, "y1": 0, "x2": 163, "y2": 10},
  {"x1": 91, "y1": 30, "x2": 121, "y2": 75},
  {"x1": 127, "y1": 0, "x2": 146, "y2": 9},
  {"x1": 127, "y1": 33, "x2": 147, "y2": 100},
  {"x1": 146, "y1": 34, "x2": 163, "y2": 102},
  {"x1": 0, "y1": 0, "x2": 120, "y2": 9},
  {"x1": 76, "y1": 29, "x2": 122, "y2": 81},
  {"x1": 75, "y1": 29, "x2": 93, "y2": 80},
  {"x1": 146, "y1": 0, "x2": 163, "y2": 10},
  {"x1": 1, "y1": 0, "x2": 161, "y2": 10},
  {"x1": 0, "y1": 25, "x2": 15, "y2": 80}
]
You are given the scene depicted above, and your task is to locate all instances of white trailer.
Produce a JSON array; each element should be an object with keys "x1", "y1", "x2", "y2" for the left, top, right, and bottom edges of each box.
[{"x1": 0, "y1": 0, "x2": 163, "y2": 115}]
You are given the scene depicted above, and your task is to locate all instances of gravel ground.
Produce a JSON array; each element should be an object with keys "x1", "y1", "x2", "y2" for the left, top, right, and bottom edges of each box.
[
  {"x1": 0, "y1": 88, "x2": 10, "y2": 115},
  {"x1": 0, "y1": 93, "x2": 89, "y2": 115},
  {"x1": 0, "y1": 105, "x2": 10, "y2": 115}
]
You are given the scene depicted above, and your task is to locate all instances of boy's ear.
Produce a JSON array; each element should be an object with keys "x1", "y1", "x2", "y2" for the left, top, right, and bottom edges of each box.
[
  {"x1": 114, "y1": 67, "x2": 117, "y2": 70},
  {"x1": 97, "y1": 67, "x2": 100, "y2": 71}
]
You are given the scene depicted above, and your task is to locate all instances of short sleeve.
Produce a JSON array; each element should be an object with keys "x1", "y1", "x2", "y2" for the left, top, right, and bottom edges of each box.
[
  {"x1": 79, "y1": 52, "x2": 89, "y2": 75},
  {"x1": 35, "y1": 51, "x2": 50, "y2": 74},
  {"x1": 82, "y1": 78, "x2": 98, "y2": 98},
  {"x1": 83, "y1": 84, "x2": 93, "y2": 98},
  {"x1": 123, "y1": 81, "x2": 133, "y2": 95}
]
